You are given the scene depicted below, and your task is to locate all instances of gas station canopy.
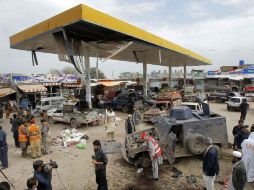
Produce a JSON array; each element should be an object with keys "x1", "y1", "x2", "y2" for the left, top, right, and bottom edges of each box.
[{"x1": 9, "y1": 4, "x2": 211, "y2": 67}]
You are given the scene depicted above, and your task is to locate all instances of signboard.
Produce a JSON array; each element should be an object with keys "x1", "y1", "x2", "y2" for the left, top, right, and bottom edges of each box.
[
  {"x1": 207, "y1": 70, "x2": 221, "y2": 75},
  {"x1": 241, "y1": 69, "x2": 254, "y2": 74}
]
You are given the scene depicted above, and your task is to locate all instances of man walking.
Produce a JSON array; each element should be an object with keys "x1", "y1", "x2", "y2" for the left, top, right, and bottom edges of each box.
[
  {"x1": 92, "y1": 140, "x2": 108, "y2": 190},
  {"x1": 10, "y1": 114, "x2": 21, "y2": 148},
  {"x1": 228, "y1": 151, "x2": 246, "y2": 190},
  {"x1": 140, "y1": 132, "x2": 163, "y2": 180},
  {"x1": 132, "y1": 106, "x2": 142, "y2": 131},
  {"x1": 241, "y1": 132, "x2": 254, "y2": 183},
  {"x1": 105, "y1": 108, "x2": 117, "y2": 142},
  {"x1": 234, "y1": 125, "x2": 250, "y2": 150},
  {"x1": 19, "y1": 120, "x2": 28, "y2": 157},
  {"x1": 40, "y1": 119, "x2": 50, "y2": 155},
  {"x1": 28, "y1": 117, "x2": 41, "y2": 159},
  {"x1": 203, "y1": 137, "x2": 219, "y2": 190},
  {"x1": 239, "y1": 99, "x2": 248, "y2": 121},
  {"x1": 0, "y1": 126, "x2": 8, "y2": 169}
]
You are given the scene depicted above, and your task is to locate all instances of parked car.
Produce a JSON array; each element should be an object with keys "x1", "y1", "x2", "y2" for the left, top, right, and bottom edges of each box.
[
  {"x1": 48, "y1": 102, "x2": 99, "y2": 128},
  {"x1": 180, "y1": 102, "x2": 202, "y2": 111},
  {"x1": 122, "y1": 104, "x2": 228, "y2": 167},
  {"x1": 226, "y1": 97, "x2": 249, "y2": 111}
]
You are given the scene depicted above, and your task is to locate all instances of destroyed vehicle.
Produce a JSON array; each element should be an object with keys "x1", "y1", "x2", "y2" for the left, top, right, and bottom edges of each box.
[
  {"x1": 103, "y1": 92, "x2": 141, "y2": 113},
  {"x1": 48, "y1": 102, "x2": 99, "y2": 128},
  {"x1": 143, "y1": 100, "x2": 172, "y2": 122},
  {"x1": 208, "y1": 91, "x2": 241, "y2": 103},
  {"x1": 122, "y1": 104, "x2": 228, "y2": 166}
]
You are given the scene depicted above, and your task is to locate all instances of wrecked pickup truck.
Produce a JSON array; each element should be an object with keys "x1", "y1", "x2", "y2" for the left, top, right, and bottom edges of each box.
[
  {"x1": 48, "y1": 102, "x2": 99, "y2": 128},
  {"x1": 122, "y1": 104, "x2": 228, "y2": 167}
]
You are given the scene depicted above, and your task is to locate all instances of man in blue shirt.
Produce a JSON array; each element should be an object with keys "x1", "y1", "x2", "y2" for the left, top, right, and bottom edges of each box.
[{"x1": 0, "y1": 126, "x2": 8, "y2": 169}]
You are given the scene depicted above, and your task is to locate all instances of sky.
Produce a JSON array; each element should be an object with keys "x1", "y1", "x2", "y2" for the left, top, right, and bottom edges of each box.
[{"x1": 0, "y1": 0, "x2": 254, "y2": 78}]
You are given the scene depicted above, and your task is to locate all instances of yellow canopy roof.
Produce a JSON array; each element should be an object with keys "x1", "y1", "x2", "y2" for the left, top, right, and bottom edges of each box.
[{"x1": 9, "y1": 4, "x2": 211, "y2": 67}]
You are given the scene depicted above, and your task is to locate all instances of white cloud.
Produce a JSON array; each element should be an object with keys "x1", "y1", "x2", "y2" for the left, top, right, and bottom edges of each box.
[
  {"x1": 188, "y1": 2, "x2": 207, "y2": 17},
  {"x1": 211, "y1": 0, "x2": 244, "y2": 5}
]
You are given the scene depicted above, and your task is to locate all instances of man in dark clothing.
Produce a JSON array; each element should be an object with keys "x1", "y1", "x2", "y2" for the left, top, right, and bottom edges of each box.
[
  {"x1": 234, "y1": 125, "x2": 250, "y2": 150},
  {"x1": 92, "y1": 140, "x2": 108, "y2": 190},
  {"x1": 33, "y1": 160, "x2": 52, "y2": 190},
  {"x1": 232, "y1": 120, "x2": 244, "y2": 137},
  {"x1": 125, "y1": 115, "x2": 135, "y2": 134},
  {"x1": 229, "y1": 151, "x2": 246, "y2": 190},
  {"x1": 0, "y1": 126, "x2": 8, "y2": 169},
  {"x1": 203, "y1": 137, "x2": 219, "y2": 190},
  {"x1": 10, "y1": 114, "x2": 22, "y2": 148},
  {"x1": 239, "y1": 99, "x2": 248, "y2": 121}
]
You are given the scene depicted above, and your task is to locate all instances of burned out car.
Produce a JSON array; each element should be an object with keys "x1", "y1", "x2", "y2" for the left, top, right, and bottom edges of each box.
[
  {"x1": 143, "y1": 100, "x2": 171, "y2": 122},
  {"x1": 48, "y1": 102, "x2": 99, "y2": 128},
  {"x1": 122, "y1": 104, "x2": 228, "y2": 166}
]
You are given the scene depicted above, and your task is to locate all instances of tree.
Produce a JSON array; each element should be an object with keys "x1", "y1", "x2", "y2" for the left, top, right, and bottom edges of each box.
[
  {"x1": 48, "y1": 69, "x2": 62, "y2": 75},
  {"x1": 62, "y1": 66, "x2": 79, "y2": 75},
  {"x1": 48, "y1": 66, "x2": 106, "y2": 79},
  {"x1": 90, "y1": 67, "x2": 106, "y2": 79}
]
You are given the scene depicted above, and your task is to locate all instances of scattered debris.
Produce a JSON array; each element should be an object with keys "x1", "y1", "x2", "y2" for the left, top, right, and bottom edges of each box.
[
  {"x1": 186, "y1": 175, "x2": 197, "y2": 184},
  {"x1": 172, "y1": 167, "x2": 182, "y2": 180}
]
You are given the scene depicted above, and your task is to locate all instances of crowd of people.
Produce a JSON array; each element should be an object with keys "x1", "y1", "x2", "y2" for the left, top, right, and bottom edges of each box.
[{"x1": 0, "y1": 98, "x2": 254, "y2": 190}]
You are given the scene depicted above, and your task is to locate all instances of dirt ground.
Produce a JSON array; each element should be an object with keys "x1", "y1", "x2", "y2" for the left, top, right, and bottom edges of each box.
[{"x1": 0, "y1": 102, "x2": 253, "y2": 190}]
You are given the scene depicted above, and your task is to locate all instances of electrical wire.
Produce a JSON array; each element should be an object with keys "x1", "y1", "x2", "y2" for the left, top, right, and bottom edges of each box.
[{"x1": 55, "y1": 169, "x2": 68, "y2": 190}]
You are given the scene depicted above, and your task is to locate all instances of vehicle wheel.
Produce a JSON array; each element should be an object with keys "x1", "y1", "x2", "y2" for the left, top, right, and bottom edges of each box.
[
  {"x1": 70, "y1": 119, "x2": 78, "y2": 128},
  {"x1": 134, "y1": 154, "x2": 151, "y2": 168},
  {"x1": 213, "y1": 144, "x2": 222, "y2": 159},
  {"x1": 186, "y1": 134, "x2": 206, "y2": 155},
  {"x1": 48, "y1": 117, "x2": 55, "y2": 124},
  {"x1": 122, "y1": 106, "x2": 128, "y2": 113},
  {"x1": 227, "y1": 106, "x2": 231, "y2": 111}
]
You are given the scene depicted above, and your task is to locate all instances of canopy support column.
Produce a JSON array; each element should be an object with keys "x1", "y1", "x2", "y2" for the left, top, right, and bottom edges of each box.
[
  {"x1": 143, "y1": 62, "x2": 147, "y2": 97},
  {"x1": 183, "y1": 63, "x2": 187, "y2": 86},
  {"x1": 83, "y1": 44, "x2": 92, "y2": 108},
  {"x1": 96, "y1": 48, "x2": 99, "y2": 80},
  {"x1": 168, "y1": 63, "x2": 172, "y2": 88}
]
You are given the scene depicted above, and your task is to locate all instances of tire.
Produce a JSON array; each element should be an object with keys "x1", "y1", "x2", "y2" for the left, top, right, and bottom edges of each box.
[
  {"x1": 134, "y1": 154, "x2": 151, "y2": 168},
  {"x1": 48, "y1": 117, "x2": 55, "y2": 124},
  {"x1": 213, "y1": 144, "x2": 222, "y2": 159},
  {"x1": 227, "y1": 106, "x2": 231, "y2": 111},
  {"x1": 70, "y1": 118, "x2": 78, "y2": 128},
  {"x1": 186, "y1": 134, "x2": 206, "y2": 155},
  {"x1": 122, "y1": 106, "x2": 128, "y2": 113}
]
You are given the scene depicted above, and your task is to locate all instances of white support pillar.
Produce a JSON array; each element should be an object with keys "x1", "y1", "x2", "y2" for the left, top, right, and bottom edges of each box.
[
  {"x1": 83, "y1": 46, "x2": 92, "y2": 108},
  {"x1": 96, "y1": 49, "x2": 99, "y2": 80},
  {"x1": 168, "y1": 63, "x2": 172, "y2": 88},
  {"x1": 143, "y1": 62, "x2": 147, "y2": 97},
  {"x1": 183, "y1": 63, "x2": 187, "y2": 86}
]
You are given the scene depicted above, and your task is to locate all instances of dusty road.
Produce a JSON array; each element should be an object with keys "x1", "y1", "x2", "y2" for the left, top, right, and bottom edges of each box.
[{"x1": 0, "y1": 102, "x2": 253, "y2": 190}]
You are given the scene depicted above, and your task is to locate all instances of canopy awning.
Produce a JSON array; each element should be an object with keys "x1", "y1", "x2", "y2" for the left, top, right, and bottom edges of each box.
[
  {"x1": 98, "y1": 81, "x2": 122, "y2": 87},
  {"x1": 17, "y1": 84, "x2": 47, "y2": 93},
  {"x1": 9, "y1": 4, "x2": 211, "y2": 67},
  {"x1": 0, "y1": 88, "x2": 16, "y2": 98}
]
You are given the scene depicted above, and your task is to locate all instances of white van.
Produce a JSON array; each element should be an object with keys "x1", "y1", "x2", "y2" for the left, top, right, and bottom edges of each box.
[{"x1": 35, "y1": 97, "x2": 66, "y2": 113}]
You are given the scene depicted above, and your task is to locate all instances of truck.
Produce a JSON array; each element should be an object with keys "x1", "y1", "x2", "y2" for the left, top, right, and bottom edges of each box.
[
  {"x1": 122, "y1": 104, "x2": 228, "y2": 167},
  {"x1": 48, "y1": 102, "x2": 99, "y2": 128},
  {"x1": 208, "y1": 91, "x2": 241, "y2": 103}
]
